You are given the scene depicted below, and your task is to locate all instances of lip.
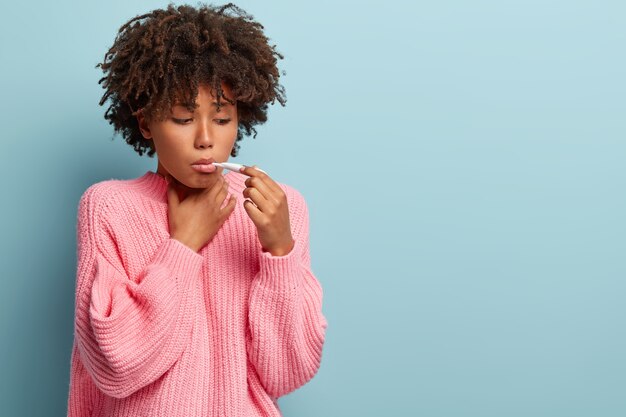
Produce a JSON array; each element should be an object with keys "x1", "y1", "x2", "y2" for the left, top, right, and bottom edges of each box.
[
  {"x1": 191, "y1": 157, "x2": 217, "y2": 174},
  {"x1": 191, "y1": 157, "x2": 215, "y2": 165}
]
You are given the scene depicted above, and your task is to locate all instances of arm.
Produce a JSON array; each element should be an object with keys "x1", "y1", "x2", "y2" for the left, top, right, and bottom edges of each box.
[
  {"x1": 73, "y1": 185, "x2": 203, "y2": 399},
  {"x1": 246, "y1": 191, "x2": 328, "y2": 398}
]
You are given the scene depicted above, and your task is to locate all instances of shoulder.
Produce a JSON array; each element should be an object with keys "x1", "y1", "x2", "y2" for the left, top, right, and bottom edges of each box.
[{"x1": 77, "y1": 177, "x2": 142, "y2": 224}]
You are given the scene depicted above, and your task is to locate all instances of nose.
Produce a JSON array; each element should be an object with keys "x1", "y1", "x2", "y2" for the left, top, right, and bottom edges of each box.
[{"x1": 194, "y1": 118, "x2": 214, "y2": 149}]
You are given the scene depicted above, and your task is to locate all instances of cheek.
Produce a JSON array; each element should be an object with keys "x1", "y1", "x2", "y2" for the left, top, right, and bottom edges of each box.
[
  {"x1": 152, "y1": 130, "x2": 184, "y2": 157},
  {"x1": 230, "y1": 124, "x2": 239, "y2": 137}
]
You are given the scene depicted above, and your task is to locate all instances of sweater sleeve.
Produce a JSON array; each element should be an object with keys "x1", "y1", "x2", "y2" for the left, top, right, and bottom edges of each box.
[
  {"x1": 246, "y1": 189, "x2": 328, "y2": 398},
  {"x1": 72, "y1": 185, "x2": 203, "y2": 399}
]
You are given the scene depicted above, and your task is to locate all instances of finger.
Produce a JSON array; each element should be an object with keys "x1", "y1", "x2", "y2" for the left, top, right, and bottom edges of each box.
[
  {"x1": 206, "y1": 176, "x2": 227, "y2": 199},
  {"x1": 239, "y1": 165, "x2": 271, "y2": 180},
  {"x1": 243, "y1": 198, "x2": 265, "y2": 224},
  {"x1": 240, "y1": 165, "x2": 283, "y2": 197},
  {"x1": 244, "y1": 176, "x2": 280, "y2": 206},
  {"x1": 218, "y1": 191, "x2": 235, "y2": 211},
  {"x1": 239, "y1": 164, "x2": 268, "y2": 175},
  {"x1": 217, "y1": 185, "x2": 234, "y2": 210},
  {"x1": 214, "y1": 179, "x2": 230, "y2": 203},
  {"x1": 221, "y1": 195, "x2": 237, "y2": 216},
  {"x1": 243, "y1": 186, "x2": 272, "y2": 213}
]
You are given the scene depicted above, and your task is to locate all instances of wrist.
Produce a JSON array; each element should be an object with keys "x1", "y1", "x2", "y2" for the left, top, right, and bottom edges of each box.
[
  {"x1": 171, "y1": 235, "x2": 201, "y2": 253},
  {"x1": 263, "y1": 239, "x2": 295, "y2": 257}
]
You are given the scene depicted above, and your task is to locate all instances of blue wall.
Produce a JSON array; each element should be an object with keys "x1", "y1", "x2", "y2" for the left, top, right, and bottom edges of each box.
[{"x1": 0, "y1": 0, "x2": 624, "y2": 416}]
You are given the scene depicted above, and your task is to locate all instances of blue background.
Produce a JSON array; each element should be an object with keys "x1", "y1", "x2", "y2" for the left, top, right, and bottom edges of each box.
[{"x1": 1, "y1": 0, "x2": 625, "y2": 416}]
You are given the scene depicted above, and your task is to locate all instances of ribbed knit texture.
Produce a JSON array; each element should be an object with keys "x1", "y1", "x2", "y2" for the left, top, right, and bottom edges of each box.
[{"x1": 66, "y1": 170, "x2": 328, "y2": 417}]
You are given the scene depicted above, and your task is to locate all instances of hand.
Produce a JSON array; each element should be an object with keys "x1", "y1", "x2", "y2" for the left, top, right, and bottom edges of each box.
[
  {"x1": 166, "y1": 173, "x2": 237, "y2": 252},
  {"x1": 239, "y1": 165, "x2": 295, "y2": 256}
]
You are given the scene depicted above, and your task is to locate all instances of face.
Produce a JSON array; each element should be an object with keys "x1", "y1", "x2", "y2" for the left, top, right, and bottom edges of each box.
[{"x1": 137, "y1": 82, "x2": 238, "y2": 192}]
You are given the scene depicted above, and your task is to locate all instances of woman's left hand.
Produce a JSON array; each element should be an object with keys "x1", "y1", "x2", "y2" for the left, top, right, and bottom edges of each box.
[{"x1": 239, "y1": 165, "x2": 295, "y2": 256}]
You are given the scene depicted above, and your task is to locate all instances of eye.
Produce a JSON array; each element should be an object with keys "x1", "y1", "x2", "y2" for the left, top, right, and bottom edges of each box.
[
  {"x1": 216, "y1": 118, "x2": 231, "y2": 125},
  {"x1": 172, "y1": 118, "x2": 192, "y2": 125}
]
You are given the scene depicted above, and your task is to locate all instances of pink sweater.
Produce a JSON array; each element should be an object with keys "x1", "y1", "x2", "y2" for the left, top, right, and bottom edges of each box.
[{"x1": 66, "y1": 170, "x2": 328, "y2": 417}]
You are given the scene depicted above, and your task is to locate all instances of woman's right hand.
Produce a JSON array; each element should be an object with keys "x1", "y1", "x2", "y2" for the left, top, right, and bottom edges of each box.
[{"x1": 165, "y1": 173, "x2": 237, "y2": 252}]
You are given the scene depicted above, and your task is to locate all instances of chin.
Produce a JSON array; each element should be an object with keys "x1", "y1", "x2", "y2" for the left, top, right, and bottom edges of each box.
[{"x1": 192, "y1": 173, "x2": 219, "y2": 185}]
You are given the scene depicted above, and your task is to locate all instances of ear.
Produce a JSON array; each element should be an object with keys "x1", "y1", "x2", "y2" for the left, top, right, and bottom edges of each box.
[{"x1": 136, "y1": 110, "x2": 153, "y2": 139}]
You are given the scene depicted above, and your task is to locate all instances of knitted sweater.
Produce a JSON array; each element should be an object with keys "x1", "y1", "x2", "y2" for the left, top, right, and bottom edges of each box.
[{"x1": 66, "y1": 170, "x2": 328, "y2": 417}]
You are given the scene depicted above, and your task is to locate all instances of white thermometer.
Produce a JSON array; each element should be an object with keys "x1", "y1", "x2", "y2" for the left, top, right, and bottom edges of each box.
[{"x1": 212, "y1": 162, "x2": 267, "y2": 174}]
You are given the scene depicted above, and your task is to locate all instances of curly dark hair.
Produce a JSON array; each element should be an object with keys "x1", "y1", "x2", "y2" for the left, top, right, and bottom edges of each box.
[{"x1": 96, "y1": 2, "x2": 287, "y2": 158}]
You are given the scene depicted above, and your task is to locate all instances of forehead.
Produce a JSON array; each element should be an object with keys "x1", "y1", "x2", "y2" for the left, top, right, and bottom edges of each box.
[{"x1": 173, "y1": 83, "x2": 235, "y2": 107}]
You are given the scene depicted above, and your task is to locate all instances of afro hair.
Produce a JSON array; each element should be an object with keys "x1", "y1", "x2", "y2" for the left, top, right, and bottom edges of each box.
[{"x1": 96, "y1": 2, "x2": 287, "y2": 157}]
